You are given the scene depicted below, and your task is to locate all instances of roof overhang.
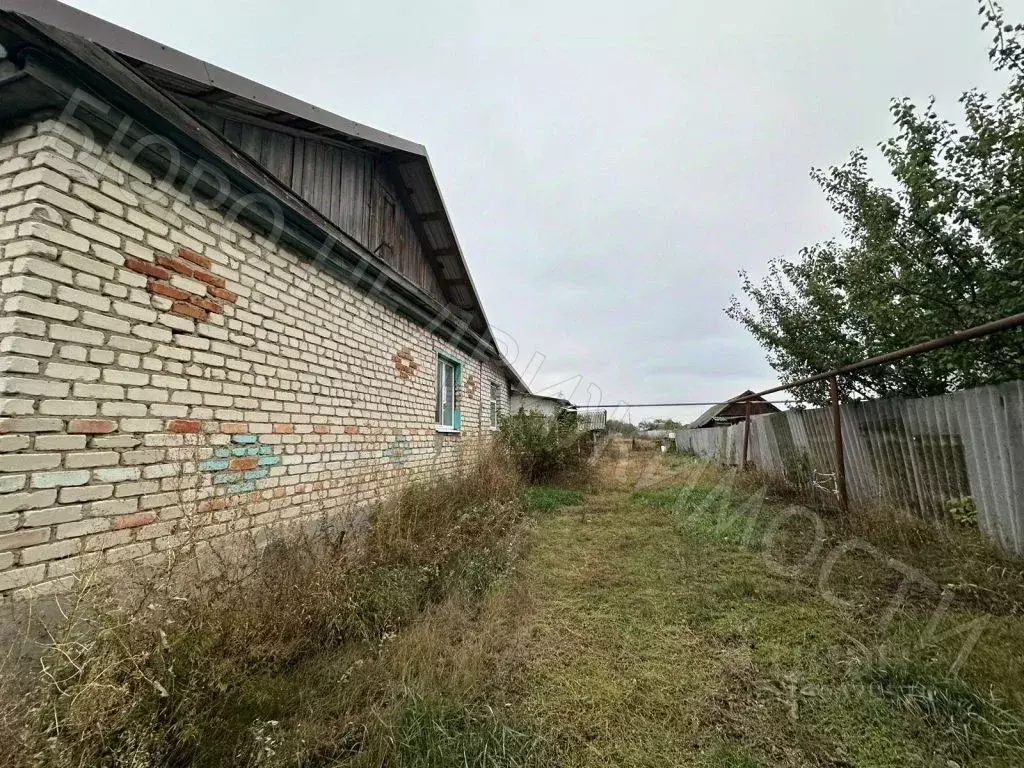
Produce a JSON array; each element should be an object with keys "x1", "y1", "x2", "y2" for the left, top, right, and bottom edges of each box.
[
  {"x1": 0, "y1": 1, "x2": 509, "y2": 365},
  {"x1": 0, "y1": 15, "x2": 500, "y2": 362}
]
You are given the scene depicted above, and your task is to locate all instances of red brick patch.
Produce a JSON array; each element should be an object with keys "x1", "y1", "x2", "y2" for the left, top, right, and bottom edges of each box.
[
  {"x1": 273, "y1": 424, "x2": 294, "y2": 434},
  {"x1": 156, "y1": 254, "x2": 197, "y2": 278},
  {"x1": 114, "y1": 512, "x2": 156, "y2": 530},
  {"x1": 155, "y1": 254, "x2": 194, "y2": 277},
  {"x1": 344, "y1": 425, "x2": 359, "y2": 435},
  {"x1": 126, "y1": 257, "x2": 170, "y2": 281},
  {"x1": 199, "y1": 498, "x2": 230, "y2": 513},
  {"x1": 222, "y1": 422, "x2": 248, "y2": 434},
  {"x1": 192, "y1": 268, "x2": 226, "y2": 289},
  {"x1": 171, "y1": 301, "x2": 208, "y2": 321},
  {"x1": 168, "y1": 419, "x2": 202, "y2": 434},
  {"x1": 177, "y1": 248, "x2": 212, "y2": 270},
  {"x1": 230, "y1": 457, "x2": 258, "y2": 471},
  {"x1": 69, "y1": 419, "x2": 116, "y2": 434},
  {"x1": 148, "y1": 281, "x2": 190, "y2": 301},
  {"x1": 210, "y1": 286, "x2": 237, "y2": 303},
  {"x1": 313, "y1": 425, "x2": 330, "y2": 434},
  {"x1": 190, "y1": 296, "x2": 222, "y2": 314}
]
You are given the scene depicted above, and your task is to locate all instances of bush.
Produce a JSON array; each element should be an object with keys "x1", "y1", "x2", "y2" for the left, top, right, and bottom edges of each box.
[
  {"x1": 497, "y1": 410, "x2": 592, "y2": 484},
  {"x1": 2, "y1": 448, "x2": 526, "y2": 768}
]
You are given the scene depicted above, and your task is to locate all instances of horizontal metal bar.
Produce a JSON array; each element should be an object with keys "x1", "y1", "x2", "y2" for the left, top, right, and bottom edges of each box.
[
  {"x1": 577, "y1": 311, "x2": 1024, "y2": 413},
  {"x1": 730, "y1": 310, "x2": 1024, "y2": 405},
  {"x1": 570, "y1": 400, "x2": 796, "y2": 408}
]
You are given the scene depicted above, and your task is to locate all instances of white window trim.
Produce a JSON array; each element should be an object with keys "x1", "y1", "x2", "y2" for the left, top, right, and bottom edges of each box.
[
  {"x1": 488, "y1": 381, "x2": 501, "y2": 431},
  {"x1": 436, "y1": 354, "x2": 460, "y2": 433}
]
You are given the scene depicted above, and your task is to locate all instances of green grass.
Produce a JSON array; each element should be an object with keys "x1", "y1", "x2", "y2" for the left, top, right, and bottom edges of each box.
[
  {"x1": 380, "y1": 694, "x2": 549, "y2": 768},
  {"x1": 525, "y1": 485, "x2": 584, "y2": 512},
  {"x1": 12, "y1": 450, "x2": 1024, "y2": 767},
  {"x1": 508, "y1": 454, "x2": 1024, "y2": 766}
]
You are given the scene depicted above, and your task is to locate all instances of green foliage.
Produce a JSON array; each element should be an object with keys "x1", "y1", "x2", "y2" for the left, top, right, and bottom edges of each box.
[
  {"x1": 949, "y1": 496, "x2": 979, "y2": 527},
  {"x1": 856, "y1": 657, "x2": 1024, "y2": 759},
  {"x1": 497, "y1": 410, "x2": 591, "y2": 484},
  {"x1": 383, "y1": 694, "x2": 549, "y2": 768},
  {"x1": 728, "y1": 0, "x2": 1024, "y2": 405},
  {"x1": 638, "y1": 418, "x2": 683, "y2": 431},
  {"x1": 606, "y1": 419, "x2": 638, "y2": 436},
  {"x1": 525, "y1": 486, "x2": 584, "y2": 512}
]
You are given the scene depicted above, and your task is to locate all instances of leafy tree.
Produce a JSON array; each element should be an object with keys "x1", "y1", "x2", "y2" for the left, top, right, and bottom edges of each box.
[
  {"x1": 638, "y1": 418, "x2": 683, "y2": 431},
  {"x1": 606, "y1": 419, "x2": 638, "y2": 435},
  {"x1": 727, "y1": 0, "x2": 1024, "y2": 405}
]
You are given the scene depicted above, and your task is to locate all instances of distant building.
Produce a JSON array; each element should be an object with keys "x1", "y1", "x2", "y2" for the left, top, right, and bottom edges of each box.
[
  {"x1": 688, "y1": 391, "x2": 781, "y2": 429},
  {"x1": 510, "y1": 392, "x2": 571, "y2": 418},
  {"x1": 508, "y1": 393, "x2": 607, "y2": 433}
]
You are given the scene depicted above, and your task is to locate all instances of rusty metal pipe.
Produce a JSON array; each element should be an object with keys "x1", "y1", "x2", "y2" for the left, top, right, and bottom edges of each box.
[{"x1": 727, "y1": 310, "x2": 1024, "y2": 406}]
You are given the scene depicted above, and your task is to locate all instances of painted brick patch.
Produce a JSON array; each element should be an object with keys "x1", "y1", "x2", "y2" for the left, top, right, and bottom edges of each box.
[{"x1": 199, "y1": 433, "x2": 283, "y2": 495}]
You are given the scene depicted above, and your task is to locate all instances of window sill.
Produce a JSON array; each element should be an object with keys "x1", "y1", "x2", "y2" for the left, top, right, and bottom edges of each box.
[{"x1": 435, "y1": 426, "x2": 460, "y2": 434}]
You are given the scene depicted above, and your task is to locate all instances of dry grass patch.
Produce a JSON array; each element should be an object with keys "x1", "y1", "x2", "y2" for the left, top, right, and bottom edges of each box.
[{"x1": 0, "y1": 448, "x2": 540, "y2": 768}]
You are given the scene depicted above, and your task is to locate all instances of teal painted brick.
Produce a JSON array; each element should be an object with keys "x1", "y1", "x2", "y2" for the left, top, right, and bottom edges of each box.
[
  {"x1": 199, "y1": 458, "x2": 229, "y2": 472},
  {"x1": 231, "y1": 446, "x2": 259, "y2": 457},
  {"x1": 258, "y1": 446, "x2": 273, "y2": 456},
  {"x1": 232, "y1": 434, "x2": 259, "y2": 444},
  {"x1": 243, "y1": 469, "x2": 268, "y2": 481},
  {"x1": 213, "y1": 471, "x2": 242, "y2": 485},
  {"x1": 257, "y1": 456, "x2": 281, "y2": 467},
  {"x1": 214, "y1": 448, "x2": 231, "y2": 458},
  {"x1": 227, "y1": 481, "x2": 256, "y2": 494}
]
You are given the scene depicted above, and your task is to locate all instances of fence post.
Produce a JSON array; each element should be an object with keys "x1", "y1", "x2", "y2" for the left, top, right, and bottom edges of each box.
[
  {"x1": 741, "y1": 399, "x2": 752, "y2": 470},
  {"x1": 829, "y1": 375, "x2": 849, "y2": 512}
]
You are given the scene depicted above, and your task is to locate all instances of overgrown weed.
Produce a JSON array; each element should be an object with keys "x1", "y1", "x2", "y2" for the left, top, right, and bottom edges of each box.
[
  {"x1": 1, "y1": 447, "x2": 530, "y2": 767},
  {"x1": 855, "y1": 656, "x2": 1024, "y2": 760}
]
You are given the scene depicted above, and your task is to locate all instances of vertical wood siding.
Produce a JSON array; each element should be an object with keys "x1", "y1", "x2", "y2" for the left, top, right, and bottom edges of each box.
[{"x1": 202, "y1": 113, "x2": 444, "y2": 303}]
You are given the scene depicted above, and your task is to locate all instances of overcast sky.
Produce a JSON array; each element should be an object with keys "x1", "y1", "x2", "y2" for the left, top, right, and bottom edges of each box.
[{"x1": 64, "y1": 0, "x2": 1022, "y2": 424}]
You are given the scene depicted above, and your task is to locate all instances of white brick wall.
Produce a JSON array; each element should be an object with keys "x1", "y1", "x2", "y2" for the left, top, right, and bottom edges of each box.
[{"x1": 0, "y1": 117, "x2": 512, "y2": 598}]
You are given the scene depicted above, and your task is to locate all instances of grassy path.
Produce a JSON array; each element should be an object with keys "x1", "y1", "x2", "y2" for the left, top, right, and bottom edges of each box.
[
  {"x1": 486, "y1": 451, "x2": 1024, "y2": 767},
  {"x1": 17, "y1": 449, "x2": 1024, "y2": 766}
]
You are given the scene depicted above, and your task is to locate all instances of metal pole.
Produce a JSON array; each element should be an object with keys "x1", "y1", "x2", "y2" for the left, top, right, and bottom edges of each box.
[
  {"x1": 829, "y1": 375, "x2": 849, "y2": 512},
  {"x1": 741, "y1": 399, "x2": 752, "y2": 470}
]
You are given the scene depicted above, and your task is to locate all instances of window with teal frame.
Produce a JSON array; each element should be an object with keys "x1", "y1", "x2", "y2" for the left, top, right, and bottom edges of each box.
[{"x1": 435, "y1": 354, "x2": 461, "y2": 431}]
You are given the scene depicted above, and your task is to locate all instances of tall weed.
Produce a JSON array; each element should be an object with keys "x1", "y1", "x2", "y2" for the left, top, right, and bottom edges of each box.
[
  {"x1": 498, "y1": 410, "x2": 593, "y2": 484},
  {"x1": 1, "y1": 448, "x2": 526, "y2": 767}
]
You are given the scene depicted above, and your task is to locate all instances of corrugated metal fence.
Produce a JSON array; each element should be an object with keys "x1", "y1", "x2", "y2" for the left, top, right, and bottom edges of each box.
[{"x1": 676, "y1": 380, "x2": 1024, "y2": 554}]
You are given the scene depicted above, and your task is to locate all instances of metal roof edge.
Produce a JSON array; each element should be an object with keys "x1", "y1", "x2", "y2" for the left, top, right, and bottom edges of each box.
[
  {"x1": 0, "y1": 0, "x2": 509, "y2": 371},
  {"x1": 0, "y1": 0, "x2": 427, "y2": 156},
  {"x1": 0, "y1": 38, "x2": 500, "y2": 366}
]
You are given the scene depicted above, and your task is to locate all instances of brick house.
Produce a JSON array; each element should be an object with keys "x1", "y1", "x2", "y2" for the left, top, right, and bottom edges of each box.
[{"x1": 0, "y1": 0, "x2": 527, "y2": 598}]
